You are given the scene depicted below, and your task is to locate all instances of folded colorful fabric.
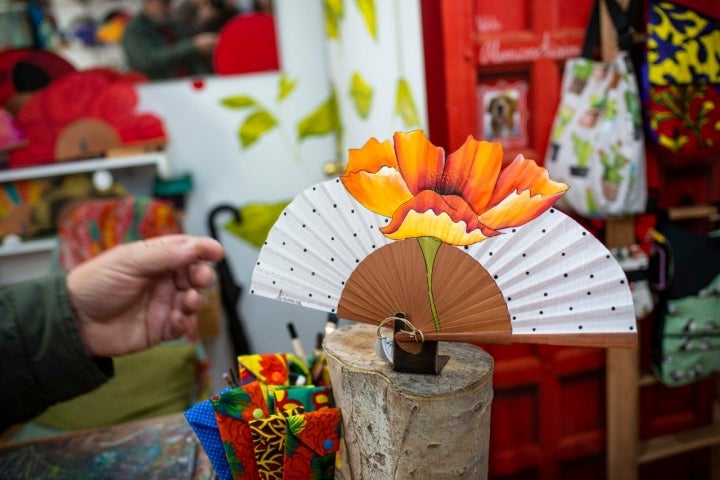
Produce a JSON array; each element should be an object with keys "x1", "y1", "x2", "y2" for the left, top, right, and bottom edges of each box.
[
  {"x1": 645, "y1": 1, "x2": 720, "y2": 155},
  {"x1": 187, "y1": 351, "x2": 341, "y2": 480},
  {"x1": 249, "y1": 406, "x2": 303, "y2": 480},
  {"x1": 273, "y1": 386, "x2": 330, "y2": 413},
  {"x1": 211, "y1": 382, "x2": 268, "y2": 480},
  {"x1": 283, "y1": 408, "x2": 343, "y2": 480},
  {"x1": 238, "y1": 353, "x2": 289, "y2": 386},
  {"x1": 185, "y1": 390, "x2": 233, "y2": 480}
]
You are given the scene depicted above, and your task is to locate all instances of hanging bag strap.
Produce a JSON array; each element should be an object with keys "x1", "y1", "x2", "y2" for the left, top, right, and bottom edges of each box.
[
  {"x1": 604, "y1": 0, "x2": 639, "y2": 51},
  {"x1": 581, "y1": 0, "x2": 638, "y2": 58}
]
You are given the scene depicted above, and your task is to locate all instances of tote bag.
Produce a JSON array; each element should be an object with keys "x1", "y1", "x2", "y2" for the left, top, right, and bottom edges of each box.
[
  {"x1": 546, "y1": 0, "x2": 647, "y2": 219},
  {"x1": 644, "y1": 0, "x2": 720, "y2": 157}
]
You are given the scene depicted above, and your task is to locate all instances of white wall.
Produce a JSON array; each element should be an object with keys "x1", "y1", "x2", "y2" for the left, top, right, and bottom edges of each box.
[{"x1": 134, "y1": 0, "x2": 428, "y2": 389}]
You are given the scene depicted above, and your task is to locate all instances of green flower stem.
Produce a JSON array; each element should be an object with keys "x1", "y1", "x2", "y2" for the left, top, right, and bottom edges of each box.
[{"x1": 418, "y1": 236, "x2": 442, "y2": 331}]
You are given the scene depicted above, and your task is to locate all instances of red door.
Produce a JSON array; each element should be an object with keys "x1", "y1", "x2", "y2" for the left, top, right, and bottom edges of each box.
[
  {"x1": 421, "y1": 1, "x2": 717, "y2": 479},
  {"x1": 422, "y1": 0, "x2": 592, "y2": 164}
]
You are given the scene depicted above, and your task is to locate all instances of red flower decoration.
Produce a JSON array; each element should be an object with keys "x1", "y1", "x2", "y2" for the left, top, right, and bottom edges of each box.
[{"x1": 9, "y1": 69, "x2": 167, "y2": 168}]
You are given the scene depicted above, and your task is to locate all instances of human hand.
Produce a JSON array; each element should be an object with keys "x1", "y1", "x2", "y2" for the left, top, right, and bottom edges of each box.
[
  {"x1": 67, "y1": 234, "x2": 224, "y2": 358},
  {"x1": 193, "y1": 32, "x2": 219, "y2": 55}
]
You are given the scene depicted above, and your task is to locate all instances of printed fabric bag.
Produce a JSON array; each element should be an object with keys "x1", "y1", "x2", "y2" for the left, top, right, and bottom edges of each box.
[
  {"x1": 651, "y1": 221, "x2": 720, "y2": 387},
  {"x1": 282, "y1": 408, "x2": 343, "y2": 480},
  {"x1": 238, "y1": 353, "x2": 311, "y2": 388},
  {"x1": 546, "y1": 0, "x2": 647, "y2": 218},
  {"x1": 644, "y1": 0, "x2": 720, "y2": 156},
  {"x1": 210, "y1": 381, "x2": 269, "y2": 480}
]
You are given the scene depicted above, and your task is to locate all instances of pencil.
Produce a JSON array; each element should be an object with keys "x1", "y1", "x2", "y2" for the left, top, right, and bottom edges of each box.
[{"x1": 287, "y1": 322, "x2": 306, "y2": 360}]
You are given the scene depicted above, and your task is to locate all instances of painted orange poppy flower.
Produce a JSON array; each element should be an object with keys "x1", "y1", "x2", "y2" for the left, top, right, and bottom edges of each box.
[{"x1": 341, "y1": 130, "x2": 568, "y2": 246}]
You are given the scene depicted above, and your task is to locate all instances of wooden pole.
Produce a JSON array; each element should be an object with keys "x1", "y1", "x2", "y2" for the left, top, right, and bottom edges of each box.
[
  {"x1": 324, "y1": 324, "x2": 494, "y2": 479},
  {"x1": 599, "y1": 0, "x2": 641, "y2": 476}
]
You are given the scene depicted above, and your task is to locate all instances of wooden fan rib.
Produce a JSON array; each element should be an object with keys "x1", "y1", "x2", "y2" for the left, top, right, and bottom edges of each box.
[
  {"x1": 337, "y1": 259, "x2": 408, "y2": 324},
  {"x1": 436, "y1": 305, "x2": 512, "y2": 334},
  {"x1": 439, "y1": 293, "x2": 508, "y2": 321},
  {"x1": 511, "y1": 332, "x2": 637, "y2": 349},
  {"x1": 339, "y1": 239, "x2": 437, "y2": 330},
  {"x1": 336, "y1": 296, "x2": 397, "y2": 324},
  {"x1": 511, "y1": 304, "x2": 636, "y2": 335},
  {"x1": 338, "y1": 240, "x2": 512, "y2": 336},
  {"x1": 420, "y1": 330, "x2": 636, "y2": 348}
]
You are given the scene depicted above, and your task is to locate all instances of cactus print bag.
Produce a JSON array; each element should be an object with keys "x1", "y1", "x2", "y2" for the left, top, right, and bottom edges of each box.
[{"x1": 546, "y1": 0, "x2": 647, "y2": 219}]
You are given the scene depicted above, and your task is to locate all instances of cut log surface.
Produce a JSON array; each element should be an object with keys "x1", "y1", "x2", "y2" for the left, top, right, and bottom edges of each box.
[{"x1": 324, "y1": 323, "x2": 494, "y2": 480}]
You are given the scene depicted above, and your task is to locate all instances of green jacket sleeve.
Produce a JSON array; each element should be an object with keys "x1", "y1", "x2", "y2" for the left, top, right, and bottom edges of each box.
[
  {"x1": 0, "y1": 273, "x2": 113, "y2": 431},
  {"x1": 121, "y1": 14, "x2": 212, "y2": 80}
]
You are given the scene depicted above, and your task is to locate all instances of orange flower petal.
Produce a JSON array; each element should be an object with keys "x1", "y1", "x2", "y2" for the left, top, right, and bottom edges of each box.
[
  {"x1": 342, "y1": 169, "x2": 413, "y2": 217},
  {"x1": 487, "y1": 154, "x2": 569, "y2": 209},
  {"x1": 477, "y1": 155, "x2": 567, "y2": 230},
  {"x1": 478, "y1": 189, "x2": 565, "y2": 230},
  {"x1": 393, "y1": 130, "x2": 445, "y2": 194},
  {"x1": 381, "y1": 190, "x2": 498, "y2": 245},
  {"x1": 443, "y1": 136, "x2": 503, "y2": 213},
  {"x1": 342, "y1": 137, "x2": 413, "y2": 216},
  {"x1": 346, "y1": 137, "x2": 398, "y2": 172}
]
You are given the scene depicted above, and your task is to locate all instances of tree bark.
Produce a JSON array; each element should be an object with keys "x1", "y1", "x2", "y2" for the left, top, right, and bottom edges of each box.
[{"x1": 324, "y1": 323, "x2": 494, "y2": 479}]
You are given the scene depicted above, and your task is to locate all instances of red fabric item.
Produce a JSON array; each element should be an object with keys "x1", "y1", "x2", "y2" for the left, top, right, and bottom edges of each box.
[
  {"x1": 214, "y1": 13, "x2": 280, "y2": 75},
  {"x1": 212, "y1": 382, "x2": 268, "y2": 480},
  {"x1": 664, "y1": 0, "x2": 719, "y2": 19},
  {"x1": 57, "y1": 196, "x2": 182, "y2": 271},
  {"x1": 0, "y1": 48, "x2": 76, "y2": 106},
  {"x1": 282, "y1": 408, "x2": 342, "y2": 480},
  {"x1": 8, "y1": 69, "x2": 165, "y2": 168}
]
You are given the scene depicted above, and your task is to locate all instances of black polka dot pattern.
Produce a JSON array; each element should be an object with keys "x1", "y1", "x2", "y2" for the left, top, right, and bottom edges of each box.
[
  {"x1": 464, "y1": 206, "x2": 636, "y2": 339},
  {"x1": 250, "y1": 179, "x2": 392, "y2": 311}
]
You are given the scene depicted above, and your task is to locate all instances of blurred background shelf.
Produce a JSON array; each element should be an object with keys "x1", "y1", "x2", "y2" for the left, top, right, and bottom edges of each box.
[
  {"x1": 0, "y1": 151, "x2": 170, "y2": 184},
  {"x1": 0, "y1": 151, "x2": 171, "y2": 286}
]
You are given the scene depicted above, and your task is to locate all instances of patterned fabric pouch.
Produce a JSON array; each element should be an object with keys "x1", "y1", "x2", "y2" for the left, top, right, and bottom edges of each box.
[
  {"x1": 652, "y1": 221, "x2": 720, "y2": 386},
  {"x1": 273, "y1": 386, "x2": 331, "y2": 414},
  {"x1": 644, "y1": 1, "x2": 720, "y2": 156},
  {"x1": 282, "y1": 408, "x2": 343, "y2": 480},
  {"x1": 185, "y1": 389, "x2": 233, "y2": 480},
  {"x1": 210, "y1": 381, "x2": 269, "y2": 480},
  {"x1": 655, "y1": 275, "x2": 720, "y2": 385},
  {"x1": 249, "y1": 406, "x2": 304, "y2": 480},
  {"x1": 238, "y1": 353, "x2": 291, "y2": 387}
]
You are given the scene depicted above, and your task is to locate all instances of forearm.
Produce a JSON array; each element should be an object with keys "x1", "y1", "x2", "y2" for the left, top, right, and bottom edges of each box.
[{"x1": 0, "y1": 274, "x2": 113, "y2": 431}]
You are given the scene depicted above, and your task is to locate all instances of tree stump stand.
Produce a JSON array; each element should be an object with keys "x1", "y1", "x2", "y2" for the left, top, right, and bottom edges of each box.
[{"x1": 323, "y1": 324, "x2": 494, "y2": 479}]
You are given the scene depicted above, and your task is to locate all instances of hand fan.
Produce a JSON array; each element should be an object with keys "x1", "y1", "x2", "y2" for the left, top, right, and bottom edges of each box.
[{"x1": 251, "y1": 130, "x2": 637, "y2": 349}]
